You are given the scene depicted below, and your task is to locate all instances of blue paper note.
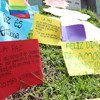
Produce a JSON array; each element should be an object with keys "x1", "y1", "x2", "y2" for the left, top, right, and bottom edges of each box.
[
  {"x1": 61, "y1": 24, "x2": 86, "y2": 42},
  {"x1": 0, "y1": 11, "x2": 32, "y2": 41}
]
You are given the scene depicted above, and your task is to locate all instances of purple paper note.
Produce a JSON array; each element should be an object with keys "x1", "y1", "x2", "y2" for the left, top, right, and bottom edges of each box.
[{"x1": 61, "y1": 24, "x2": 86, "y2": 42}]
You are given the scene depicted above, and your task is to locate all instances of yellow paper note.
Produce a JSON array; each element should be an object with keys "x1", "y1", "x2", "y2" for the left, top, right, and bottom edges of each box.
[
  {"x1": 32, "y1": 14, "x2": 61, "y2": 45},
  {"x1": 61, "y1": 41, "x2": 100, "y2": 76},
  {"x1": 8, "y1": 0, "x2": 25, "y2": 6}
]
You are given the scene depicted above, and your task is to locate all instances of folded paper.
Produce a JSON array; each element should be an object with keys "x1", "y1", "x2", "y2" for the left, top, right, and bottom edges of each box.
[
  {"x1": 61, "y1": 24, "x2": 86, "y2": 42},
  {"x1": 61, "y1": 41, "x2": 100, "y2": 76},
  {"x1": 0, "y1": 39, "x2": 43, "y2": 99},
  {"x1": 32, "y1": 14, "x2": 61, "y2": 45}
]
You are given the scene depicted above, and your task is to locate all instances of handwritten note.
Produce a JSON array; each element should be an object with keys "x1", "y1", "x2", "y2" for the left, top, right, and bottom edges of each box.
[
  {"x1": 0, "y1": 39, "x2": 43, "y2": 99},
  {"x1": 8, "y1": 0, "x2": 26, "y2": 6},
  {"x1": 61, "y1": 41, "x2": 100, "y2": 76},
  {"x1": 0, "y1": 11, "x2": 32, "y2": 41},
  {"x1": 32, "y1": 14, "x2": 61, "y2": 45}
]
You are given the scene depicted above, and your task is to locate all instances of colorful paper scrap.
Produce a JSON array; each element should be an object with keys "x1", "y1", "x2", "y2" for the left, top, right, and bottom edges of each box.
[{"x1": 8, "y1": 0, "x2": 30, "y2": 18}]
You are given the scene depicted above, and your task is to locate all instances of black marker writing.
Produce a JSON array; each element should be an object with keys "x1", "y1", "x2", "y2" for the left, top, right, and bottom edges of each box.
[
  {"x1": 3, "y1": 13, "x2": 11, "y2": 24},
  {"x1": 14, "y1": 19, "x2": 23, "y2": 29},
  {"x1": 0, "y1": 26, "x2": 19, "y2": 39}
]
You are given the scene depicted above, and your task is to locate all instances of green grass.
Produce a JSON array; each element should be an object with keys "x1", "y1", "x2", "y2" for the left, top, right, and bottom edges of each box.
[
  {"x1": 8, "y1": 9, "x2": 100, "y2": 100},
  {"x1": 9, "y1": 44, "x2": 100, "y2": 100},
  {"x1": 81, "y1": 9, "x2": 100, "y2": 28}
]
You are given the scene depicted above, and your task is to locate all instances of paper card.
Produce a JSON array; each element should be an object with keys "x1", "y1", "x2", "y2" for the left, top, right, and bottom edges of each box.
[
  {"x1": 8, "y1": 0, "x2": 26, "y2": 6},
  {"x1": 44, "y1": 0, "x2": 68, "y2": 8},
  {"x1": 0, "y1": 11, "x2": 32, "y2": 41},
  {"x1": 61, "y1": 41, "x2": 100, "y2": 76},
  {"x1": 0, "y1": 39, "x2": 43, "y2": 99},
  {"x1": 32, "y1": 14, "x2": 61, "y2": 45},
  {"x1": 61, "y1": 24, "x2": 86, "y2": 42},
  {"x1": 9, "y1": 6, "x2": 27, "y2": 10}
]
